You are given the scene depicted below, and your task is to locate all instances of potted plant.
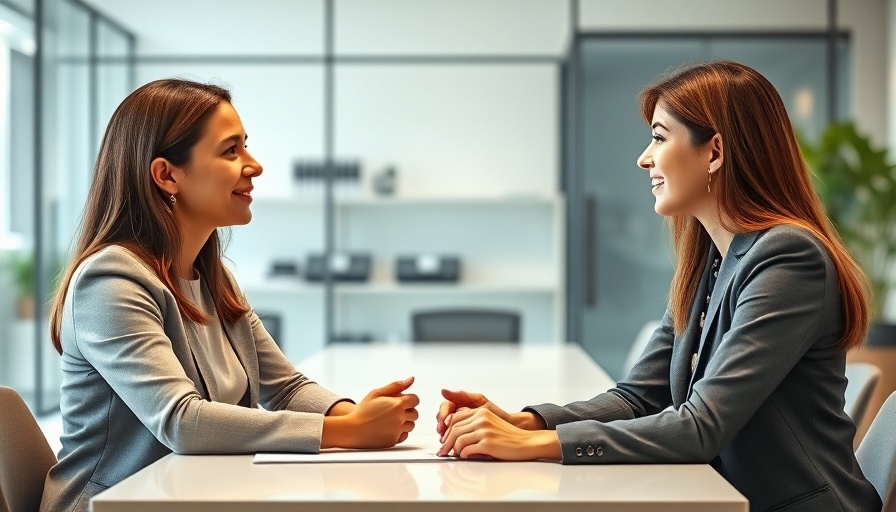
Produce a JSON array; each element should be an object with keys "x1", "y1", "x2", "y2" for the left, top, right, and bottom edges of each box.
[
  {"x1": 1, "y1": 250, "x2": 36, "y2": 319},
  {"x1": 799, "y1": 121, "x2": 896, "y2": 344}
]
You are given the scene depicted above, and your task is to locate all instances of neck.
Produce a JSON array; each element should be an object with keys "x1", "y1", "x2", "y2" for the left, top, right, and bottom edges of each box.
[
  {"x1": 174, "y1": 218, "x2": 214, "y2": 280},
  {"x1": 696, "y1": 211, "x2": 735, "y2": 259}
]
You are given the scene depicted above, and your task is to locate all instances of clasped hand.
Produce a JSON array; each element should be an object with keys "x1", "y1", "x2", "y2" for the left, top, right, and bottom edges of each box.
[
  {"x1": 435, "y1": 389, "x2": 560, "y2": 461},
  {"x1": 324, "y1": 377, "x2": 420, "y2": 449},
  {"x1": 325, "y1": 385, "x2": 559, "y2": 460}
]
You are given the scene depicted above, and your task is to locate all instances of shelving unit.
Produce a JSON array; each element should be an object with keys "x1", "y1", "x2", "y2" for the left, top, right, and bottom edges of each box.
[{"x1": 227, "y1": 193, "x2": 565, "y2": 362}]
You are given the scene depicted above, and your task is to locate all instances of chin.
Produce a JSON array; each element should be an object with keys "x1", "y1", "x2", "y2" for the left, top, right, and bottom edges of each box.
[{"x1": 226, "y1": 213, "x2": 253, "y2": 226}]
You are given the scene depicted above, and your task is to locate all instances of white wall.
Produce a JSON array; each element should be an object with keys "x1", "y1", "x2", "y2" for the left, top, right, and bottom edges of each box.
[
  {"x1": 334, "y1": 0, "x2": 568, "y2": 55},
  {"x1": 840, "y1": 0, "x2": 889, "y2": 149},
  {"x1": 84, "y1": 0, "x2": 325, "y2": 55},
  {"x1": 334, "y1": 64, "x2": 557, "y2": 198}
]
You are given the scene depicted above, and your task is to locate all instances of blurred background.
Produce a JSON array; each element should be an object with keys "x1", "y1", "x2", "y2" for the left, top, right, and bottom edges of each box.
[{"x1": 0, "y1": 0, "x2": 891, "y2": 425}]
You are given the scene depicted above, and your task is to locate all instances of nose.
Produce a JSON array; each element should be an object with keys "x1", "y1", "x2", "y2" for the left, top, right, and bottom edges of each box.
[
  {"x1": 637, "y1": 145, "x2": 653, "y2": 171},
  {"x1": 243, "y1": 151, "x2": 263, "y2": 177}
]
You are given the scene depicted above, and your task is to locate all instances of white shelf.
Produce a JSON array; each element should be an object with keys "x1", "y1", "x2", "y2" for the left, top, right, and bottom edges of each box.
[
  {"x1": 252, "y1": 194, "x2": 561, "y2": 208},
  {"x1": 242, "y1": 280, "x2": 558, "y2": 296}
]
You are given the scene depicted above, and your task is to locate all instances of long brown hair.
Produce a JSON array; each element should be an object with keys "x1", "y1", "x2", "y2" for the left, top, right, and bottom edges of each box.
[
  {"x1": 50, "y1": 79, "x2": 250, "y2": 354},
  {"x1": 639, "y1": 61, "x2": 870, "y2": 350}
]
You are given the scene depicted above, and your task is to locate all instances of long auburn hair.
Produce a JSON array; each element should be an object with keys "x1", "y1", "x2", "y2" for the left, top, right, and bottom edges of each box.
[
  {"x1": 639, "y1": 61, "x2": 870, "y2": 351},
  {"x1": 50, "y1": 79, "x2": 250, "y2": 354}
]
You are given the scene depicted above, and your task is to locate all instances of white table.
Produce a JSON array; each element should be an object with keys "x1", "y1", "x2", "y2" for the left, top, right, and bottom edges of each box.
[{"x1": 91, "y1": 343, "x2": 748, "y2": 511}]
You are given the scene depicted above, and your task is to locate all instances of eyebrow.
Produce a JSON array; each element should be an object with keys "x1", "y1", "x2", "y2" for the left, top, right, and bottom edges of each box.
[
  {"x1": 218, "y1": 133, "x2": 248, "y2": 146},
  {"x1": 651, "y1": 122, "x2": 669, "y2": 131}
]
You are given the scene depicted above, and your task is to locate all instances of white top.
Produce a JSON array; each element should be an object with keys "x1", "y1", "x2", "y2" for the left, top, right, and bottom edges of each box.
[{"x1": 179, "y1": 276, "x2": 249, "y2": 405}]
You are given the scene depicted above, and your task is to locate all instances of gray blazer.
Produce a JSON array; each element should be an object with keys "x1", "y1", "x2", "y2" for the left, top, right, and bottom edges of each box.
[
  {"x1": 41, "y1": 246, "x2": 348, "y2": 512},
  {"x1": 528, "y1": 225, "x2": 881, "y2": 512}
]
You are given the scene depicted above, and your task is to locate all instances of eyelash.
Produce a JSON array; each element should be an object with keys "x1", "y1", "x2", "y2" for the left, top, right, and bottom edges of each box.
[
  {"x1": 226, "y1": 144, "x2": 248, "y2": 155},
  {"x1": 652, "y1": 134, "x2": 665, "y2": 144}
]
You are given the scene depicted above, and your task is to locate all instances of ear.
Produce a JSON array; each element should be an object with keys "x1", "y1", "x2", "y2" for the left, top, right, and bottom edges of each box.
[
  {"x1": 150, "y1": 157, "x2": 182, "y2": 196},
  {"x1": 708, "y1": 133, "x2": 724, "y2": 174}
]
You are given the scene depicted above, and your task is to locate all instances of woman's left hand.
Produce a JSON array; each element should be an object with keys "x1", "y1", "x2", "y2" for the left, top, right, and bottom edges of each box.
[{"x1": 437, "y1": 407, "x2": 562, "y2": 461}]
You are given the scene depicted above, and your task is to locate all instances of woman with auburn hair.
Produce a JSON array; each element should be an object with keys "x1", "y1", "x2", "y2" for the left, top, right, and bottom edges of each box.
[
  {"x1": 437, "y1": 61, "x2": 881, "y2": 511},
  {"x1": 41, "y1": 79, "x2": 419, "y2": 512}
]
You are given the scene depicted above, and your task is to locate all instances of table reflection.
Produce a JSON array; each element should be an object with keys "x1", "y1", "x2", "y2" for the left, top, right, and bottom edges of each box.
[
  {"x1": 438, "y1": 461, "x2": 563, "y2": 499},
  {"x1": 140, "y1": 455, "x2": 421, "y2": 501}
]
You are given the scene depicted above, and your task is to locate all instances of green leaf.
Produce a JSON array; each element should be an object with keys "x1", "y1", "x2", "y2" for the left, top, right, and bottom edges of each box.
[{"x1": 798, "y1": 121, "x2": 896, "y2": 321}]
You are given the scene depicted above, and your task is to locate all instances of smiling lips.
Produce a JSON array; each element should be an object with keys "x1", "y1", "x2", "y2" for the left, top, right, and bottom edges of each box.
[
  {"x1": 233, "y1": 187, "x2": 253, "y2": 201},
  {"x1": 651, "y1": 176, "x2": 665, "y2": 190}
]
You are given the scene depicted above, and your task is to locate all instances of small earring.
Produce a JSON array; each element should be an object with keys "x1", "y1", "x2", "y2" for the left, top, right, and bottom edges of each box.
[
  {"x1": 707, "y1": 166, "x2": 713, "y2": 194},
  {"x1": 170, "y1": 194, "x2": 176, "y2": 205}
]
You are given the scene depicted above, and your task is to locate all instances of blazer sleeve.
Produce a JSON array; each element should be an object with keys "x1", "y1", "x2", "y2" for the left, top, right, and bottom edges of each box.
[
  {"x1": 550, "y1": 230, "x2": 835, "y2": 464},
  {"x1": 68, "y1": 257, "x2": 329, "y2": 455},
  {"x1": 245, "y1": 306, "x2": 353, "y2": 414},
  {"x1": 525, "y1": 311, "x2": 675, "y2": 426}
]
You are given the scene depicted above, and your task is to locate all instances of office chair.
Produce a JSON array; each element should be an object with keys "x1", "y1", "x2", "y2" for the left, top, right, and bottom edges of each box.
[
  {"x1": 255, "y1": 311, "x2": 283, "y2": 347},
  {"x1": 844, "y1": 362, "x2": 882, "y2": 425},
  {"x1": 0, "y1": 386, "x2": 57, "y2": 512},
  {"x1": 620, "y1": 320, "x2": 662, "y2": 378},
  {"x1": 412, "y1": 309, "x2": 521, "y2": 343},
  {"x1": 856, "y1": 390, "x2": 896, "y2": 510}
]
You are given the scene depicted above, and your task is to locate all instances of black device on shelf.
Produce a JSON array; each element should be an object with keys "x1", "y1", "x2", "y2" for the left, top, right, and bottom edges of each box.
[
  {"x1": 293, "y1": 160, "x2": 362, "y2": 195},
  {"x1": 330, "y1": 332, "x2": 374, "y2": 344},
  {"x1": 268, "y1": 260, "x2": 300, "y2": 278},
  {"x1": 304, "y1": 252, "x2": 372, "y2": 282},
  {"x1": 396, "y1": 254, "x2": 461, "y2": 282}
]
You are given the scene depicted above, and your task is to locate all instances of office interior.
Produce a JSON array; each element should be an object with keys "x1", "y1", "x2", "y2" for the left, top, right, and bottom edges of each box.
[{"x1": 0, "y1": 0, "x2": 893, "y2": 450}]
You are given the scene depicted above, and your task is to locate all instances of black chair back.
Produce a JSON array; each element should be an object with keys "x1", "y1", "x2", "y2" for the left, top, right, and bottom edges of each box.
[{"x1": 412, "y1": 309, "x2": 521, "y2": 343}]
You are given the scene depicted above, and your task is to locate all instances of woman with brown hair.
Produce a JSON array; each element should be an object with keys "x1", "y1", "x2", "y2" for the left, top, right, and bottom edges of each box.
[
  {"x1": 436, "y1": 61, "x2": 881, "y2": 511},
  {"x1": 41, "y1": 79, "x2": 419, "y2": 512}
]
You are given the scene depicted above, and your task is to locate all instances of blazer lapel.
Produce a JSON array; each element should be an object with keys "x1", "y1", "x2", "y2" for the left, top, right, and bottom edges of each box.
[
  {"x1": 671, "y1": 259, "x2": 712, "y2": 407},
  {"x1": 686, "y1": 231, "x2": 763, "y2": 395}
]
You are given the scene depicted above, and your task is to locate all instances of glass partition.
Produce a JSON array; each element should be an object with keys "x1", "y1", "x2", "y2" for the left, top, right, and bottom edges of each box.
[{"x1": 0, "y1": 0, "x2": 136, "y2": 413}]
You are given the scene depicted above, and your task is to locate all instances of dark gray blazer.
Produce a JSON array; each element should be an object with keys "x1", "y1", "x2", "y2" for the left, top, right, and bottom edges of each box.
[
  {"x1": 528, "y1": 225, "x2": 881, "y2": 512},
  {"x1": 41, "y1": 246, "x2": 348, "y2": 512}
]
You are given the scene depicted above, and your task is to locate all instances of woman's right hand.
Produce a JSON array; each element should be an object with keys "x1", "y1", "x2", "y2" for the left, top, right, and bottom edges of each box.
[
  {"x1": 436, "y1": 389, "x2": 544, "y2": 439},
  {"x1": 323, "y1": 377, "x2": 419, "y2": 449}
]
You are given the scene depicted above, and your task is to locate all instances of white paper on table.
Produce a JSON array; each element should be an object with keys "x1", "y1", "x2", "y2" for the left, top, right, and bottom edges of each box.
[{"x1": 253, "y1": 442, "x2": 449, "y2": 464}]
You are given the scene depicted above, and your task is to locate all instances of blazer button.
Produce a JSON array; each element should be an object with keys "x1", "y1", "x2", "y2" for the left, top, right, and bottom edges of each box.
[
  {"x1": 575, "y1": 447, "x2": 583, "y2": 457},
  {"x1": 596, "y1": 447, "x2": 604, "y2": 456},
  {"x1": 586, "y1": 446, "x2": 595, "y2": 456}
]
